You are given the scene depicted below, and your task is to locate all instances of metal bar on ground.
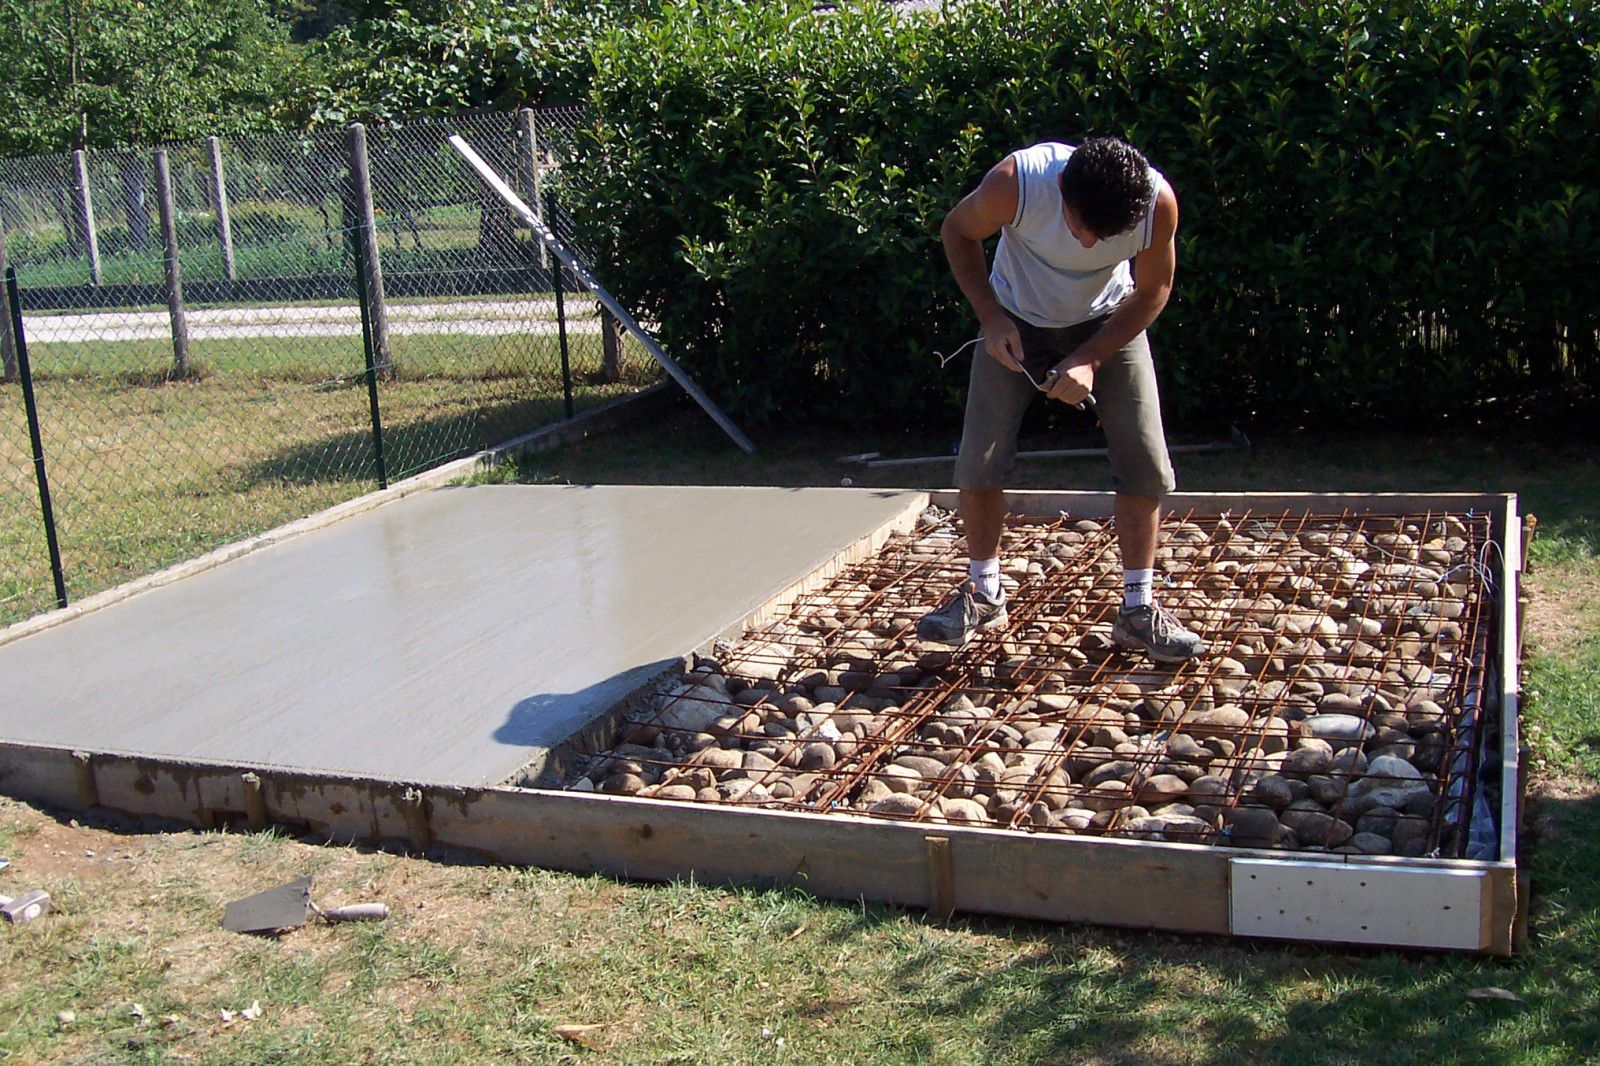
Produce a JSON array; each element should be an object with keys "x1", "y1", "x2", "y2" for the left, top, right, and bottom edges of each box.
[
  {"x1": 7, "y1": 268, "x2": 67, "y2": 608},
  {"x1": 346, "y1": 124, "x2": 392, "y2": 376},
  {"x1": 71, "y1": 149, "x2": 102, "y2": 285},
  {"x1": 448, "y1": 134, "x2": 757, "y2": 455},
  {"x1": 152, "y1": 150, "x2": 191, "y2": 378},
  {"x1": 207, "y1": 136, "x2": 237, "y2": 282},
  {"x1": 350, "y1": 217, "x2": 389, "y2": 490}
]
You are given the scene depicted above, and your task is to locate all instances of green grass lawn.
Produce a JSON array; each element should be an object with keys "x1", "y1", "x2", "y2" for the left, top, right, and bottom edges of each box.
[
  {"x1": 0, "y1": 326, "x2": 656, "y2": 626},
  {"x1": 0, "y1": 411, "x2": 1596, "y2": 1063}
]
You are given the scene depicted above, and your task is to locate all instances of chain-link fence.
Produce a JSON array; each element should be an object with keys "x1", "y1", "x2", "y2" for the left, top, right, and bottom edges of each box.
[{"x1": 0, "y1": 107, "x2": 661, "y2": 628}]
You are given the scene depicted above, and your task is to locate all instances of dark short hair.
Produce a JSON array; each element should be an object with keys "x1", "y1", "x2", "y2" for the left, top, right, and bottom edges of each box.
[{"x1": 1060, "y1": 137, "x2": 1154, "y2": 238}]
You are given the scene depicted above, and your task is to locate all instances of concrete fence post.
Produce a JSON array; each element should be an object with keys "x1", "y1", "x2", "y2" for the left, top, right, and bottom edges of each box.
[
  {"x1": 153, "y1": 150, "x2": 192, "y2": 378},
  {"x1": 71, "y1": 149, "x2": 103, "y2": 285},
  {"x1": 346, "y1": 123, "x2": 392, "y2": 376},
  {"x1": 599, "y1": 303, "x2": 622, "y2": 384},
  {"x1": 208, "y1": 136, "x2": 237, "y2": 282},
  {"x1": 0, "y1": 219, "x2": 16, "y2": 383},
  {"x1": 515, "y1": 108, "x2": 549, "y2": 272}
]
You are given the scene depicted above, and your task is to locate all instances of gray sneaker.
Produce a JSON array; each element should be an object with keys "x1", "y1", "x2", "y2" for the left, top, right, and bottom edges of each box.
[
  {"x1": 1112, "y1": 602, "x2": 1206, "y2": 663},
  {"x1": 916, "y1": 581, "x2": 1008, "y2": 645}
]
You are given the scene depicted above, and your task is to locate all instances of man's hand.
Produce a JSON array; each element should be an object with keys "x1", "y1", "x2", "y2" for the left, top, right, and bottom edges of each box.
[
  {"x1": 1044, "y1": 356, "x2": 1094, "y2": 405},
  {"x1": 981, "y1": 314, "x2": 1025, "y2": 373}
]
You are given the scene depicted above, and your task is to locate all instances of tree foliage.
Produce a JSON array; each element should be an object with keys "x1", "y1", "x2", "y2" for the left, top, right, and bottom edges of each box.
[
  {"x1": 573, "y1": 0, "x2": 1600, "y2": 428},
  {"x1": 306, "y1": 0, "x2": 670, "y2": 124},
  {"x1": 0, "y1": 0, "x2": 304, "y2": 154}
]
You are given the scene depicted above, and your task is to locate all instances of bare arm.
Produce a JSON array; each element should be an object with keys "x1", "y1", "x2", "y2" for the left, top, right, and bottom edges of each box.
[
  {"x1": 1045, "y1": 182, "x2": 1179, "y2": 404},
  {"x1": 942, "y1": 157, "x2": 1025, "y2": 371}
]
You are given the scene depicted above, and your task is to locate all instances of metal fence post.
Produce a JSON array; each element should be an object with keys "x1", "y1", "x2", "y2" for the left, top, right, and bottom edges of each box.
[
  {"x1": 7, "y1": 267, "x2": 68, "y2": 609},
  {"x1": 71, "y1": 149, "x2": 103, "y2": 285},
  {"x1": 346, "y1": 123, "x2": 392, "y2": 377},
  {"x1": 515, "y1": 108, "x2": 550, "y2": 272},
  {"x1": 208, "y1": 136, "x2": 238, "y2": 282},
  {"x1": 349, "y1": 210, "x2": 389, "y2": 490},
  {"x1": 551, "y1": 251, "x2": 574, "y2": 420},
  {"x1": 153, "y1": 149, "x2": 192, "y2": 378},
  {"x1": 0, "y1": 219, "x2": 16, "y2": 383}
]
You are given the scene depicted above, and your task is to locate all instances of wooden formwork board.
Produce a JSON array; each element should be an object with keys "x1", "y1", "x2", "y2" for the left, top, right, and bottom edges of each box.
[{"x1": 0, "y1": 490, "x2": 1523, "y2": 954}]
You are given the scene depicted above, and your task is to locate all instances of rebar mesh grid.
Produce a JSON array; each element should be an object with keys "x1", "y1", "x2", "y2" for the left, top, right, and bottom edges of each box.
[{"x1": 564, "y1": 506, "x2": 1499, "y2": 860}]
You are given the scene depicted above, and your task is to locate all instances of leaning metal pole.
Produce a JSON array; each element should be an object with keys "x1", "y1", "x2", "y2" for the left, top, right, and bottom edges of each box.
[{"x1": 447, "y1": 135, "x2": 757, "y2": 455}]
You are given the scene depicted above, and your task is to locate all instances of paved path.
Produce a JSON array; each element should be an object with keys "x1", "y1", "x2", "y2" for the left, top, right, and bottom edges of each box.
[{"x1": 24, "y1": 299, "x2": 600, "y2": 343}]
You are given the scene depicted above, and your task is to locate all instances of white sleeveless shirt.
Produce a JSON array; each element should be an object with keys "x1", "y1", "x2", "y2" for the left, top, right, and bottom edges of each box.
[{"x1": 990, "y1": 142, "x2": 1165, "y2": 328}]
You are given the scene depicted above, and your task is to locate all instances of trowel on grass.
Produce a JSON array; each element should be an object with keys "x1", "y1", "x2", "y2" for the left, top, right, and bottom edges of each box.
[{"x1": 222, "y1": 877, "x2": 389, "y2": 935}]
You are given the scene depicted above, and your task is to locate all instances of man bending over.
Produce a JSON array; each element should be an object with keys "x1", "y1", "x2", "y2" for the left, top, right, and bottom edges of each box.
[{"x1": 917, "y1": 136, "x2": 1204, "y2": 664}]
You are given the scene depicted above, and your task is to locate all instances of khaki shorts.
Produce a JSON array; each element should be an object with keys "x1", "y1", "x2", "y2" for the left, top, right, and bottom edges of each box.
[{"x1": 953, "y1": 311, "x2": 1176, "y2": 497}]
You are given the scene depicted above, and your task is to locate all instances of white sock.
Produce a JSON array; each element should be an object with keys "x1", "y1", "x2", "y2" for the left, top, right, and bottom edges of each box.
[
  {"x1": 970, "y1": 557, "x2": 1001, "y2": 600},
  {"x1": 1123, "y1": 568, "x2": 1153, "y2": 609}
]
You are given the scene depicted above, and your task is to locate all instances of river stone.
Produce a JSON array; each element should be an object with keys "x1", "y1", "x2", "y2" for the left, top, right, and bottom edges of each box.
[
  {"x1": 1414, "y1": 732, "x2": 1447, "y2": 771},
  {"x1": 1039, "y1": 769, "x2": 1072, "y2": 810},
  {"x1": 1192, "y1": 706, "x2": 1250, "y2": 730},
  {"x1": 1319, "y1": 692, "x2": 1365, "y2": 715},
  {"x1": 1349, "y1": 832, "x2": 1393, "y2": 855},
  {"x1": 894, "y1": 755, "x2": 947, "y2": 779},
  {"x1": 657, "y1": 685, "x2": 728, "y2": 734},
  {"x1": 1356, "y1": 806, "x2": 1401, "y2": 837},
  {"x1": 1053, "y1": 809, "x2": 1095, "y2": 830},
  {"x1": 1226, "y1": 807, "x2": 1286, "y2": 849},
  {"x1": 1281, "y1": 804, "x2": 1354, "y2": 847},
  {"x1": 943, "y1": 763, "x2": 981, "y2": 800},
  {"x1": 1283, "y1": 745, "x2": 1333, "y2": 776},
  {"x1": 868, "y1": 793, "x2": 925, "y2": 817},
  {"x1": 653, "y1": 784, "x2": 698, "y2": 801},
  {"x1": 857, "y1": 778, "x2": 893, "y2": 805},
  {"x1": 1307, "y1": 774, "x2": 1348, "y2": 806},
  {"x1": 1330, "y1": 747, "x2": 1369, "y2": 776},
  {"x1": 1166, "y1": 733, "x2": 1208, "y2": 761},
  {"x1": 975, "y1": 752, "x2": 1008, "y2": 780},
  {"x1": 1249, "y1": 775, "x2": 1294, "y2": 810},
  {"x1": 880, "y1": 765, "x2": 921, "y2": 794},
  {"x1": 742, "y1": 751, "x2": 778, "y2": 774},
  {"x1": 695, "y1": 747, "x2": 743, "y2": 771},
  {"x1": 1351, "y1": 755, "x2": 1427, "y2": 799},
  {"x1": 1403, "y1": 788, "x2": 1437, "y2": 816},
  {"x1": 1137, "y1": 774, "x2": 1191, "y2": 803},
  {"x1": 721, "y1": 779, "x2": 772, "y2": 803},
  {"x1": 1393, "y1": 817, "x2": 1430, "y2": 856},
  {"x1": 1083, "y1": 759, "x2": 1139, "y2": 788},
  {"x1": 1307, "y1": 713, "x2": 1373, "y2": 745},
  {"x1": 939, "y1": 798, "x2": 989, "y2": 825},
  {"x1": 797, "y1": 742, "x2": 836, "y2": 772},
  {"x1": 1080, "y1": 780, "x2": 1131, "y2": 812}
]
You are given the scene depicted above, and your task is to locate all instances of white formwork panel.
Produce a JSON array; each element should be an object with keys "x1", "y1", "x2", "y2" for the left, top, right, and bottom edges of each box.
[{"x1": 1230, "y1": 857, "x2": 1493, "y2": 951}]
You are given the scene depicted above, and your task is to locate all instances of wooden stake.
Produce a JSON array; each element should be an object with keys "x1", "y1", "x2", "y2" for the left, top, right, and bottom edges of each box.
[{"x1": 925, "y1": 835, "x2": 955, "y2": 921}]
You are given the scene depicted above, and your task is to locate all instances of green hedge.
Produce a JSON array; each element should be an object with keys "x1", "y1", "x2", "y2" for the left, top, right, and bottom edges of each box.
[{"x1": 575, "y1": 0, "x2": 1600, "y2": 428}]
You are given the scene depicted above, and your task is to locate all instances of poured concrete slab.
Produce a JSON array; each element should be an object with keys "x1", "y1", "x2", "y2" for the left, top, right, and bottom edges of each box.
[{"x1": 0, "y1": 485, "x2": 920, "y2": 786}]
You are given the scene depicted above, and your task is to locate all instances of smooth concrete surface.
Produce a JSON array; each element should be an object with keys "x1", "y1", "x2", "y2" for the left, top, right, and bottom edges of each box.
[{"x1": 0, "y1": 485, "x2": 918, "y2": 786}]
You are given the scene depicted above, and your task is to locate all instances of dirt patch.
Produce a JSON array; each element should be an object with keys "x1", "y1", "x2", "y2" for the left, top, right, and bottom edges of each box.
[{"x1": 1523, "y1": 567, "x2": 1600, "y2": 655}]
